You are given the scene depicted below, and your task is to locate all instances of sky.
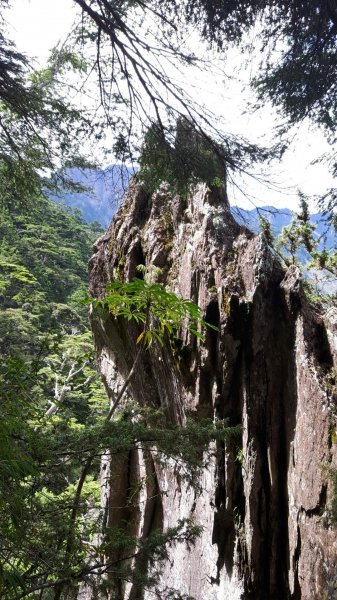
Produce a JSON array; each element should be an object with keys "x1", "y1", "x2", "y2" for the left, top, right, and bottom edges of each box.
[
  {"x1": 4, "y1": 0, "x2": 76, "y2": 62},
  {"x1": 4, "y1": 0, "x2": 336, "y2": 212}
]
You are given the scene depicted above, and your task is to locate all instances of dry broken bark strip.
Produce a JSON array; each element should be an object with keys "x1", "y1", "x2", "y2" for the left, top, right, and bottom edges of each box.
[{"x1": 88, "y1": 179, "x2": 337, "y2": 600}]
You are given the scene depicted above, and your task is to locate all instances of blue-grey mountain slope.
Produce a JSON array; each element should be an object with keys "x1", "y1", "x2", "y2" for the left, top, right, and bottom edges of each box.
[
  {"x1": 49, "y1": 169, "x2": 336, "y2": 253},
  {"x1": 50, "y1": 165, "x2": 134, "y2": 227}
]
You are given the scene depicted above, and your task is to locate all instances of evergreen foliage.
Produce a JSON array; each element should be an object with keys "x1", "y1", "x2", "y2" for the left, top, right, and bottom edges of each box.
[
  {"x1": 1, "y1": 1, "x2": 337, "y2": 596},
  {"x1": 174, "y1": 0, "x2": 337, "y2": 134},
  {"x1": 0, "y1": 196, "x2": 235, "y2": 599},
  {"x1": 139, "y1": 120, "x2": 226, "y2": 197},
  {"x1": 276, "y1": 195, "x2": 317, "y2": 265},
  {"x1": 258, "y1": 215, "x2": 275, "y2": 247},
  {"x1": 0, "y1": 197, "x2": 99, "y2": 356},
  {"x1": 0, "y1": 20, "x2": 95, "y2": 205},
  {"x1": 258, "y1": 196, "x2": 337, "y2": 291},
  {"x1": 0, "y1": 198, "x2": 109, "y2": 597}
]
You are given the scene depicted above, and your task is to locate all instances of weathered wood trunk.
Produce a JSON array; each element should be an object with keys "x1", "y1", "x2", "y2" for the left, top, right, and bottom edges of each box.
[{"x1": 89, "y1": 180, "x2": 337, "y2": 600}]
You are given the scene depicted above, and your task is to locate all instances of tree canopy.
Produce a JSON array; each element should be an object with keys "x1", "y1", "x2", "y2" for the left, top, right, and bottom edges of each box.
[
  {"x1": 1, "y1": 0, "x2": 337, "y2": 211},
  {"x1": 0, "y1": 195, "x2": 236, "y2": 598},
  {"x1": 173, "y1": 0, "x2": 337, "y2": 131},
  {"x1": 0, "y1": 1, "x2": 337, "y2": 597},
  {"x1": 66, "y1": 0, "x2": 337, "y2": 140},
  {"x1": 0, "y1": 0, "x2": 281, "y2": 204},
  {"x1": 70, "y1": 0, "x2": 337, "y2": 217}
]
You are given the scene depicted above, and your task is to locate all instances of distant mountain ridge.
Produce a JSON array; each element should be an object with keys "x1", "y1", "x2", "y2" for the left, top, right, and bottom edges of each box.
[
  {"x1": 49, "y1": 169, "x2": 336, "y2": 251},
  {"x1": 232, "y1": 205, "x2": 336, "y2": 251},
  {"x1": 50, "y1": 165, "x2": 134, "y2": 227}
]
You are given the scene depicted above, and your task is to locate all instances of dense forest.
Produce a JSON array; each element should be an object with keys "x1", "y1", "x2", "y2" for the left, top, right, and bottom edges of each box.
[
  {"x1": 0, "y1": 199, "x2": 109, "y2": 596},
  {"x1": 0, "y1": 194, "x2": 234, "y2": 597},
  {"x1": 1, "y1": 0, "x2": 337, "y2": 599}
]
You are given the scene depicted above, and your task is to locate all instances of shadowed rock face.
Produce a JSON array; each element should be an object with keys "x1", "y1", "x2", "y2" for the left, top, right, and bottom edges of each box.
[{"x1": 89, "y1": 180, "x2": 337, "y2": 600}]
